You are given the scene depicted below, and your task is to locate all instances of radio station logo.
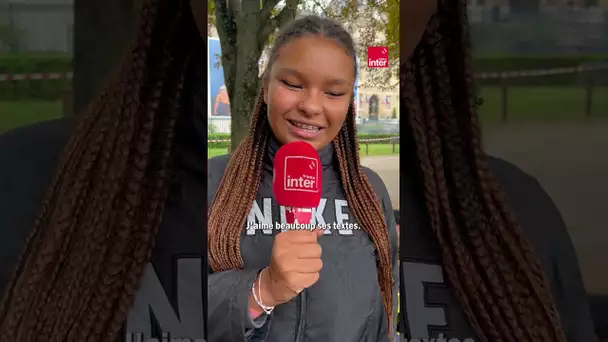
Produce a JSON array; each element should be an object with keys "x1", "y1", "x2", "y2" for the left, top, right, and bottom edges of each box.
[
  {"x1": 283, "y1": 156, "x2": 319, "y2": 192},
  {"x1": 368, "y1": 46, "x2": 389, "y2": 68}
]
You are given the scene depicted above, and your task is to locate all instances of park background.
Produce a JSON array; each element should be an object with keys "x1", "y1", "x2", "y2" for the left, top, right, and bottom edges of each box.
[{"x1": 0, "y1": 0, "x2": 607, "y2": 338}]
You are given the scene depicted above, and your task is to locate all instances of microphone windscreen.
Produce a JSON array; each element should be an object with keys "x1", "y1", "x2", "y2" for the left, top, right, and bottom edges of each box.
[{"x1": 273, "y1": 141, "x2": 322, "y2": 208}]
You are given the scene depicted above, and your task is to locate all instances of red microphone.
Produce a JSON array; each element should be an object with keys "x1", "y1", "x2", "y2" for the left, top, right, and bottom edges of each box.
[{"x1": 273, "y1": 141, "x2": 322, "y2": 225}]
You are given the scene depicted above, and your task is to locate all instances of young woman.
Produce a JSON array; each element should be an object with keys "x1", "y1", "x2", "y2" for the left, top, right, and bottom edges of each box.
[
  {"x1": 396, "y1": 0, "x2": 598, "y2": 341},
  {"x1": 0, "y1": 0, "x2": 599, "y2": 341},
  {"x1": 206, "y1": 16, "x2": 398, "y2": 342},
  {"x1": 0, "y1": 0, "x2": 210, "y2": 341}
]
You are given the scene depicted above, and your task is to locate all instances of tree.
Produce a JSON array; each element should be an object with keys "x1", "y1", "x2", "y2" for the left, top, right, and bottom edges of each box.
[
  {"x1": 298, "y1": 0, "x2": 399, "y2": 90},
  {"x1": 211, "y1": 0, "x2": 399, "y2": 149},
  {"x1": 210, "y1": 0, "x2": 297, "y2": 149}
]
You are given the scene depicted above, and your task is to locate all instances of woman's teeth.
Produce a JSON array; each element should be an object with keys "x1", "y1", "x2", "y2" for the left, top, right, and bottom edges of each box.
[{"x1": 291, "y1": 121, "x2": 320, "y2": 131}]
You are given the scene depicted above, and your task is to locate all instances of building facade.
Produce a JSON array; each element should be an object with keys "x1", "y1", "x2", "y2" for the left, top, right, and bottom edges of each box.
[{"x1": 356, "y1": 68, "x2": 399, "y2": 121}]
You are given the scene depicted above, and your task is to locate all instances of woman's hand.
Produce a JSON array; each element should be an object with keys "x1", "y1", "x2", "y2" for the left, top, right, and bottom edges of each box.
[{"x1": 259, "y1": 228, "x2": 324, "y2": 307}]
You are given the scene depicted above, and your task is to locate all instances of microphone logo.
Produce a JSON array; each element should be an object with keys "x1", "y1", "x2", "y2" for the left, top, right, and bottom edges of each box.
[{"x1": 284, "y1": 156, "x2": 320, "y2": 193}]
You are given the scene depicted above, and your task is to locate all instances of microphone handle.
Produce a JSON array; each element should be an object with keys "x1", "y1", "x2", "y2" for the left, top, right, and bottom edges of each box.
[{"x1": 285, "y1": 207, "x2": 313, "y2": 225}]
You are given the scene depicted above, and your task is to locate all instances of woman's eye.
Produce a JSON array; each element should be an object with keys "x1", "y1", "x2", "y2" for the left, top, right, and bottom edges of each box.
[
  {"x1": 281, "y1": 80, "x2": 301, "y2": 89},
  {"x1": 326, "y1": 91, "x2": 345, "y2": 97}
]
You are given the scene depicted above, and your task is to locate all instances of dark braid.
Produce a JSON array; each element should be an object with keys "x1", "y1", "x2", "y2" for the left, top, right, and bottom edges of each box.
[
  {"x1": 401, "y1": 1, "x2": 567, "y2": 341},
  {"x1": 208, "y1": 15, "x2": 395, "y2": 338},
  {"x1": 0, "y1": 0, "x2": 201, "y2": 341}
]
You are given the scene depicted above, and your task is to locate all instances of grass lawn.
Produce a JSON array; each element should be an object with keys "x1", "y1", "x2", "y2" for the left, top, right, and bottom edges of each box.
[
  {"x1": 358, "y1": 142, "x2": 399, "y2": 156},
  {"x1": 478, "y1": 86, "x2": 608, "y2": 124},
  {"x1": 0, "y1": 100, "x2": 63, "y2": 133}
]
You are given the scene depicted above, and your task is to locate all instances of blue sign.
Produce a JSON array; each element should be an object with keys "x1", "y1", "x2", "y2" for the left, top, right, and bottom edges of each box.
[{"x1": 208, "y1": 37, "x2": 230, "y2": 117}]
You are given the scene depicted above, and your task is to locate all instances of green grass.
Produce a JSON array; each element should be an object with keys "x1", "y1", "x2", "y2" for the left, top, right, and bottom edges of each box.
[
  {"x1": 358, "y1": 143, "x2": 399, "y2": 156},
  {"x1": 0, "y1": 100, "x2": 63, "y2": 133},
  {"x1": 478, "y1": 86, "x2": 608, "y2": 124},
  {"x1": 208, "y1": 143, "x2": 399, "y2": 159}
]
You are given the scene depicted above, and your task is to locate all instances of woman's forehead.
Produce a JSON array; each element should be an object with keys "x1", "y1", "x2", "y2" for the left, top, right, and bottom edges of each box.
[{"x1": 272, "y1": 37, "x2": 355, "y2": 82}]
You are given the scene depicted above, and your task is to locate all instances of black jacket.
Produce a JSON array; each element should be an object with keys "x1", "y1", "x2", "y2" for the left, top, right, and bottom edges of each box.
[{"x1": 206, "y1": 137, "x2": 399, "y2": 342}]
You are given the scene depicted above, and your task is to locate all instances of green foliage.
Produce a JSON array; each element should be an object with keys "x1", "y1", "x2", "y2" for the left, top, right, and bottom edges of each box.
[
  {"x1": 207, "y1": 0, "x2": 216, "y2": 32},
  {"x1": 363, "y1": 0, "x2": 399, "y2": 60},
  {"x1": 391, "y1": 107, "x2": 397, "y2": 119},
  {"x1": 298, "y1": 0, "x2": 399, "y2": 91},
  {"x1": 385, "y1": 0, "x2": 399, "y2": 60},
  {"x1": 0, "y1": 24, "x2": 24, "y2": 53}
]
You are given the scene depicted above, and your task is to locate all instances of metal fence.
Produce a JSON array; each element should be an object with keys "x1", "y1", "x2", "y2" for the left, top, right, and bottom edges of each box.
[{"x1": 475, "y1": 62, "x2": 608, "y2": 121}]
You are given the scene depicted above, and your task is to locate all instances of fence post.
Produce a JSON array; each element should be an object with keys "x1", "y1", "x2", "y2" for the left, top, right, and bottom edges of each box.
[
  {"x1": 584, "y1": 69, "x2": 594, "y2": 118},
  {"x1": 62, "y1": 84, "x2": 73, "y2": 117},
  {"x1": 365, "y1": 142, "x2": 369, "y2": 155},
  {"x1": 11, "y1": 80, "x2": 17, "y2": 100},
  {"x1": 392, "y1": 138, "x2": 395, "y2": 153},
  {"x1": 500, "y1": 75, "x2": 509, "y2": 123}
]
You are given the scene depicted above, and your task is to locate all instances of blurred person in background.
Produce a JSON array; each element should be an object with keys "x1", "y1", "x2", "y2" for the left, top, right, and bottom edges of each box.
[
  {"x1": 396, "y1": 0, "x2": 598, "y2": 341},
  {"x1": 213, "y1": 84, "x2": 230, "y2": 116}
]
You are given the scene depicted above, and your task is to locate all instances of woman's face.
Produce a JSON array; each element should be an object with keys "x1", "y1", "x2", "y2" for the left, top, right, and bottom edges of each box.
[{"x1": 264, "y1": 36, "x2": 355, "y2": 150}]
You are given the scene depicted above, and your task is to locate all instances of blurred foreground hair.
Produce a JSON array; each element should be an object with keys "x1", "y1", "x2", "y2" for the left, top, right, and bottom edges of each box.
[
  {"x1": 401, "y1": 1, "x2": 567, "y2": 341},
  {"x1": 0, "y1": 0, "x2": 202, "y2": 341}
]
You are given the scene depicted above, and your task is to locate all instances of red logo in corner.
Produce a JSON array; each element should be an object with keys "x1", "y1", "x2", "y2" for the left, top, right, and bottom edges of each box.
[{"x1": 368, "y1": 46, "x2": 389, "y2": 68}]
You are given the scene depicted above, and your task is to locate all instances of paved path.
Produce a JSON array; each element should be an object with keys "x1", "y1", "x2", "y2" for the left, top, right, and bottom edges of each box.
[
  {"x1": 361, "y1": 155, "x2": 400, "y2": 209},
  {"x1": 484, "y1": 121, "x2": 608, "y2": 294},
  {"x1": 362, "y1": 120, "x2": 608, "y2": 294}
]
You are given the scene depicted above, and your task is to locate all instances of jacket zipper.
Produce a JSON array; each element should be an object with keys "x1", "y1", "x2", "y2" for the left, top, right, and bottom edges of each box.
[{"x1": 294, "y1": 290, "x2": 306, "y2": 342}]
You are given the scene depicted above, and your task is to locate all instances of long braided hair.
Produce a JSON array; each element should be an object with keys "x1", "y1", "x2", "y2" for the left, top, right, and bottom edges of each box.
[
  {"x1": 0, "y1": 0, "x2": 201, "y2": 341},
  {"x1": 402, "y1": 1, "x2": 567, "y2": 341},
  {"x1": 207, "y1": 15, "x2": 395, "y2": 336}
]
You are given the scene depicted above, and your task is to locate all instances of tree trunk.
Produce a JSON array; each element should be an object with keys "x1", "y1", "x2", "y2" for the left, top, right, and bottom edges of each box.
[
  {"x1": 214, "y1": 0, "x2": 298, "y2": 151},
  {"x1": 73, "y1": 0, "x2": 136, "y2": 115},
  {"x1": 229, "y1": 21, "x2": 263, "y2": 150},
  {"x1": 229, "y1": 55, "x2": 261, "y2": 149}
]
